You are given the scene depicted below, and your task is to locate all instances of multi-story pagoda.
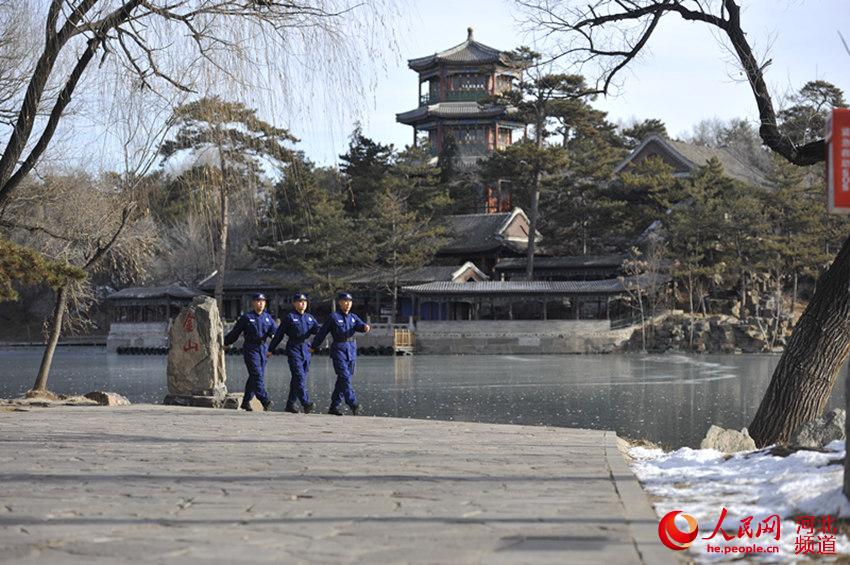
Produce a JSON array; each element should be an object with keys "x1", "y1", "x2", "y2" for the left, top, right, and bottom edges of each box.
[{"x1": 396, "y1": 28, "x2": 528, "y2": 213}]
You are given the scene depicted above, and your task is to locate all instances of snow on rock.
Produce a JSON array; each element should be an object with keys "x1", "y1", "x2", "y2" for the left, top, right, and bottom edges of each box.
[{"x1": 629, "y1": 440, "x2": 850, "y2": 562}]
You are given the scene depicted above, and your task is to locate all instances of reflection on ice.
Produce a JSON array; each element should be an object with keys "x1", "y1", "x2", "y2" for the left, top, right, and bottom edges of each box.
[{"x1": 0, "y1": 347, "x2": 844, "y2": 448}]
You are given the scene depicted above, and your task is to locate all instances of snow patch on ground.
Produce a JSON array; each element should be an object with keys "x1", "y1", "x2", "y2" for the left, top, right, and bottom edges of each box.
[{"x1": 630, "y1": 440, "x2": 850, "y2": 562}]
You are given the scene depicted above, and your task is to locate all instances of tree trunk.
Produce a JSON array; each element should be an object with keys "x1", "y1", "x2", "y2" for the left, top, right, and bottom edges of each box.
[
  {"x1": 214, "y1": 186, "x2": 228, "y2": 316},
  {"x1": 525, "y1": 172, "x2": 540, "y2": 280},
  {"x1": 770, "y1": 274, "x2": 782, "y2": 349},
  {"x1": 688, "y1": 272, "x2": 695, "y2": 349},
  {"x1": 31, "y1": 284, "x2": 68, "y2": 392},
  {"x1": 525, "y1": 109, "x2": 544, "y2": 281},
  {"x1": 638, "y1": 290, "x2": 646, "y2": 353},
  {"x1": 391, "y1": 277, "x2": 398, "y2": 326},
  {"x1": 791, "y1": 270, "x2": 798, "y2": 321},
  {"x1": 749, "y1": 232, "x2": 850, "y2": 446}
]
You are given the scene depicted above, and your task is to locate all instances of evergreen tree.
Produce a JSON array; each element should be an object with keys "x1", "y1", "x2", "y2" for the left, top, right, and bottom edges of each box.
[
  {"x1": 338, "y1": 125, "x2": 394, "y2": 216},
  {"x1": 160, "y1": 97, "x2": 297, "y2": 311},
  {"x1": 368, "y1": 186, "x2": 447, "y2": 322},
  {"x1": 621, "y1": 118, "x2": 668, "y2": 149},
  {"x1": 0, "y1": 239, "x2": 84, "y2": 302},
  {"x1": 779, "y1": 80, "x2": 847, "y2": 145}
]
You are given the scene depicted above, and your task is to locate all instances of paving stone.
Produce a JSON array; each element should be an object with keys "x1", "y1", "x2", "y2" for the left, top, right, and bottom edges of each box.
[{"x1": 0, "y1": 405, "x2": 677, "y2": 564}]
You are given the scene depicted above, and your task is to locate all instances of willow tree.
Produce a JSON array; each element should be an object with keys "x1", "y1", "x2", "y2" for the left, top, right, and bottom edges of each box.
[{"x1": 515, "y1": 0, "x2": 850, "y2": 447}]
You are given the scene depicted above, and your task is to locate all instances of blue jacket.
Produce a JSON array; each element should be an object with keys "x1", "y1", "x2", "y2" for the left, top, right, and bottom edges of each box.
[
  {"x1": 224, "y1": 310, "x2": 278, "y2": 350},
  {"x1": 311, "y1": 312, "x2": 368, "y2": 349},
  {"x1": 269, "y1": 311, "x2": 319, "y2": 353}
]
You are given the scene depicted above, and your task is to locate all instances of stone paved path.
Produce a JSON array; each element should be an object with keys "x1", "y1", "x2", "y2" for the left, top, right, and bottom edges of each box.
[{"x1": 0, "y1": 405, "x2": 677, "y2": 564}]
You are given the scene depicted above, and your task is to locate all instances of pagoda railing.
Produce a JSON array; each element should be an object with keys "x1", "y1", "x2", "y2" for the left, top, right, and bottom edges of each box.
[
  {"x1": 420, "y1": 90, "x2": 491, "y2": 105},
  {"x1": 445, "y1": 90, "x2": 488, "y2": 102}
]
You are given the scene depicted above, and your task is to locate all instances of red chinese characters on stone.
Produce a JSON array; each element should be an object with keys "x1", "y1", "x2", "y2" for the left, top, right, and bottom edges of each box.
[
  {"x1": 182, "y1": 311, "x2": 196, "y2": 333},
  {"x1": 182, "y1": 340, "x2": 199, "y2": 353}
]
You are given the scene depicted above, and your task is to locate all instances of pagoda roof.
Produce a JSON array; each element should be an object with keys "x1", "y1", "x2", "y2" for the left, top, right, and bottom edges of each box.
[
  {"x1": 408, "y1": 28, "x2": 525, "y2": 71},
  {"x1": 396, "y1": 101, "x2": 519, "y2": 126}
]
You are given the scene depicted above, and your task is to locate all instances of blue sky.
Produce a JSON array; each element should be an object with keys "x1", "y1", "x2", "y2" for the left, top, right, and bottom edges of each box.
[{"x1": 283, "y1": 0, "x2": 850, "y2": 166}]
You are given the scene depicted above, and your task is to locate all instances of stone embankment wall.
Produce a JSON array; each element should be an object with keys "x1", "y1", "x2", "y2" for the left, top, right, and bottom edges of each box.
[
  {"x1": 106, "y1": 322, "x2": 169, "y2": 352},
  {"x1": 414, "y1": 320, "x2": 634, "y2": 354}
]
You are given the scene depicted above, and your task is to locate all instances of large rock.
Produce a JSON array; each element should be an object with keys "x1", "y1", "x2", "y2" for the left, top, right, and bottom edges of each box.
[
  {"x1": 84, "y1": 391, "x2": 131, "y2": 406},
  {"x1": 700, "y1": 425, "x2": 756, "y2": 453},
  {"x1": 790, "y1": 408, "x2": 845, "y2": 449},
  {"x1": 165, "y1": 296, "x2": 227, "y2": 406}
]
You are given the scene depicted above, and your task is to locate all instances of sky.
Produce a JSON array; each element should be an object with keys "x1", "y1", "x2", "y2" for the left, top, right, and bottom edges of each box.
[{"x1": 280, "y1": 0, "x2": 850, "y2": 166}]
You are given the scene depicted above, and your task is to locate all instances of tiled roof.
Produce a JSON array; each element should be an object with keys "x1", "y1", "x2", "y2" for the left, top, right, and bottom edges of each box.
[
  {"x1": 614, "y1": 134, "x2": 770, "y2": 187},
  {"x1": 496, "y1": 255, "x2": 626, "y2": 271},
  {"x1": 350, "y1": 265, "x2": 466, "y2": 285},
  {"x1": 107, "y1": 284, "x2": 199, "y2": 301},
  {"x1": 396, "y1": 102, "x2": 512, "y2": 125},
  {"x1": 408, "y1": 29, "x2": 524, "y2": 71},
  {"x1": 440, "y1": 212, "x2": 513, "y2": 254},
  {"x1": 402, "y1": 275, "x2": 668, "y2": 296}
]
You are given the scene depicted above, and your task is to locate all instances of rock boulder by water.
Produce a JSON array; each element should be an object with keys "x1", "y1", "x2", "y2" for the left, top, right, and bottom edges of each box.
[
  {"x1": 84, "y1": 391, "x2": 130, "y2": 406},
  {"x1": 789, "y1": 408, "x2": 845, "y2": 449},
  {"x1": 164, "y1": 296, "x2": 227, "y2": 407},
  {"x1": 700, "y1": 425, "x2": 757, "y2": 453}
]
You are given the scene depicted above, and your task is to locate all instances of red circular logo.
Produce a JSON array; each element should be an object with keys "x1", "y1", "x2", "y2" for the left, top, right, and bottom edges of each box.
[{"x1": 658, "y1": 510, "x2": 699, "y2": 551}]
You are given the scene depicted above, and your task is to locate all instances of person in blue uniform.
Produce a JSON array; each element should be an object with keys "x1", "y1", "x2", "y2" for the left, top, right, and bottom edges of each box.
[
  {"x1": 310, "y1": 292, "x2": 371, "y2": 416},
  {"x1": 268, "y1": 292, "x2": 320, "y2": 414},
  {"x1": 224, "y1": 292, "x2": 278, "y2": 412}
]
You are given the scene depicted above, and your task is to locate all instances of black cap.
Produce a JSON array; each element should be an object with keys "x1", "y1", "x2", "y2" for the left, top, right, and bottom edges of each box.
[
  {"x1": 292, "y1": 293, "x2": 308, "y2": 302},
  {"x1": 336, "y1": 292, "x2": 353, "y2": 301},
  {"x1": 251, "y1": 293, "x2": 267, "y2": 301}
]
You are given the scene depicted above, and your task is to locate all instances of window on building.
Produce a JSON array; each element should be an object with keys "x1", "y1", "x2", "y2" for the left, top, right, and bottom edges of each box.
[{"x1": 447, "y1": 126, "x2": 488, "y2": 156}]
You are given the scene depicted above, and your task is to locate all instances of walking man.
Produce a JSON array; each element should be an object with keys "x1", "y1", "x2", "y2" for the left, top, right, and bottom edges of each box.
[
  {"x1": 310, "y1": 292, "x2": 371, "y2": 416},
  {"x1": 268, "y1": 293, "x2": 319, "y2": 414},
  {"x1": 224, "y1": 292, "x2": 277, "y2": 412}
]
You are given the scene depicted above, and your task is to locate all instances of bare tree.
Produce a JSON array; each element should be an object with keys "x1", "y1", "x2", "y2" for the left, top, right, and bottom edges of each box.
[
  {"x1": 515, "y1": 0, "x2": 850, "y2": 447},
  {"x1": 0, "y1": 0, "x2": 396, "y2": 215}
]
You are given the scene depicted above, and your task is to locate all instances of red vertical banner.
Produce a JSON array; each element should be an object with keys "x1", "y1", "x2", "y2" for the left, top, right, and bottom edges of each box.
[{"x1": 827, "y1": 107, "x2": 850, "y2": 213}]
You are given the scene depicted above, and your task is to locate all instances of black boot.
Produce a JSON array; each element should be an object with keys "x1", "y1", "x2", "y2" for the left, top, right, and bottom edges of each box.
[
  {"x1": 303, "y1": 402, "x2": 316, "y2": 414},
  {"x1": 284, "y1": 404, "x2": 299, "y2": 414},
  {"x1": 262, "y1": 400, "x2": 274, "y2": 412},
  {"x1": 241, "y1": 402, "x2": 253, "y2": 412},
  {"x1": 351, "y1": 404, "x2": 362, "y2": 416},
  {"x1": 328, "y1": 406, "x2": 343, "y2": 416}
]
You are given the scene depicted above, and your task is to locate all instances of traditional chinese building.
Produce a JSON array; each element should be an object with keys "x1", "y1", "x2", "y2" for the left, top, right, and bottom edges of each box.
[{"x1": 396, "y1": 28, "x2": 528, "y2": 213}]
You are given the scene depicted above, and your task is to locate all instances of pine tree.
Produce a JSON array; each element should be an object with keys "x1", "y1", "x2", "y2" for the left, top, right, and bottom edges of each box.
[
  {"x1": 160, "y1": 97, "x2": 297, "y2": 312},
  {"x1": 368, "y1": 186, "x2": 447, "y2": 322},
  {"x1": 338, "y1": 125, "x2": 394, "y2": 216}
]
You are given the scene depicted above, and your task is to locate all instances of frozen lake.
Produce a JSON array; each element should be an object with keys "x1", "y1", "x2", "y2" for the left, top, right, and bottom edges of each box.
[{"x1": 0, "y1": 347, "x2": 844, "y2": 448}]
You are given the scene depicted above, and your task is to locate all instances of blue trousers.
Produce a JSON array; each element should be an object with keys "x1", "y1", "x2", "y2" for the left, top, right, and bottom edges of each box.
[
  {"x1": 242, "y1": 346, "x2": 269, "y2": 405},
  {"x1": 285, "y1": 344, "x2": 311, "y2": 407},
  {"x1": 330, "y1": 343, "x2": 358, "y2": 409}
]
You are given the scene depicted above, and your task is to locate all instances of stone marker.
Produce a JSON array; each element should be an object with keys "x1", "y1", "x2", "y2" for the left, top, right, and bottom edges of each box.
[
  {"x1": 164, "y1": 296, "x2": 227, "y2": 408},
  {"x1": 700, "y1": 425, "x2": 756, "y2": 453}
]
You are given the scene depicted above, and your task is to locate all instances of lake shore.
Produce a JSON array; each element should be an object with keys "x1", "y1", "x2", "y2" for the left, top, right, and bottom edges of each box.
[{"x1": 0, "y1": 404, "x2": 677, "y2": 564}]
